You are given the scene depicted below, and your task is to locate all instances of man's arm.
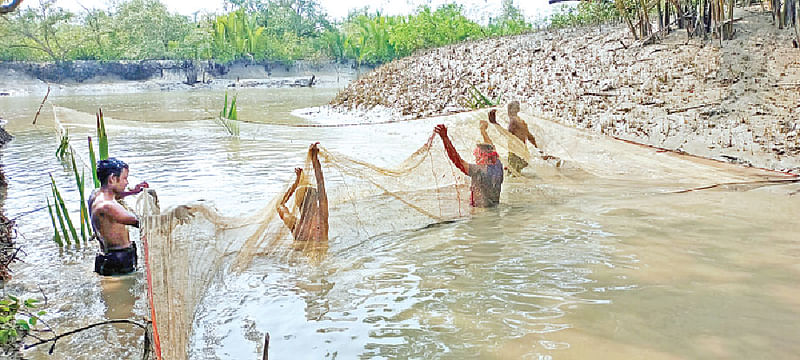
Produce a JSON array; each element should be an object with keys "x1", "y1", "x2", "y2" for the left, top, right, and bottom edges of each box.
[
  {"x1": 277, "y1": 168, "x2": 302, "y2": 231},
  {"x1": 104, "y1": 202, "x2": 140, "y2": 228},
  {"x1": 434, "y1": 124, "x2": 468, "y2": 175},
  {"x1": 119, "y1": 181, "x2": 149, "y2": 198},
  {"x1": 310, "y1": 143, "x2": 329, "y2": 240},
  {"x1": 488, "y1": 109, "x2": 499, "y2": 125},
  {"x1": 479, "y1": 120, "x2": 493, "y2": 146},
  {"x1": 525, "y1": 126, "x2": 538, "y2": 148}
]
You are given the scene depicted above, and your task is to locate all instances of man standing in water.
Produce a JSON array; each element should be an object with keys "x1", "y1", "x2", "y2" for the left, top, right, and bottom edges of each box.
[
  {"x1": 89, "y1": 158, "x2": 148, "y2": 276},
  {"x1": 277, "y1": 142, "x2": 329, "y2": 242},
  {"x1": 489, "y1": 101, "x2": 539, "y2": 175},
  {"x1": 434, "y1": 121, "x2": 504, "y2": 208}
]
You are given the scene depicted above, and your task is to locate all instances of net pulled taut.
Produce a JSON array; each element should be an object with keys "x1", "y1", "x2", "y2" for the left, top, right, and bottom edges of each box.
[{"x1": 52, "y1": 105, "x2": 793, "y2": 360}]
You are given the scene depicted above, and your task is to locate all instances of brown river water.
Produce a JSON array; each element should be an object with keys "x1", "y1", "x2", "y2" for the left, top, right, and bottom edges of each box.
[{"x1": 1, "y1": 87, "x2": 799, "y2": 359}]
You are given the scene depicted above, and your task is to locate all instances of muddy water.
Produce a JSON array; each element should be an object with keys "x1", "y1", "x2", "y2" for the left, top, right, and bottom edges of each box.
[{"x1": 1, "y1": 88, "x2": 799, "y2": 359}]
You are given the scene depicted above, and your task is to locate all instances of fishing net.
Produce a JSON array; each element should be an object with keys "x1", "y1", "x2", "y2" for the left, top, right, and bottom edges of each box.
[{"x1": 51, "y1": 104, "x2": 794, "y2": 360}]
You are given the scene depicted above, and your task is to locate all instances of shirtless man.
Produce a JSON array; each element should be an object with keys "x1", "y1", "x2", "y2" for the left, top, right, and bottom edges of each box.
[
  {"x1": 434, "y1": 120, "x2": 504, "y2": 208},
  {"x1": 277, "y1": 142, "x2": 329, "y2": 242},
  {"x1": 489, "y1": 101, "x2": 538, "y2": 175},
  {"x1": 89, "y1": 158, "x2": 148, "y2": 276}
]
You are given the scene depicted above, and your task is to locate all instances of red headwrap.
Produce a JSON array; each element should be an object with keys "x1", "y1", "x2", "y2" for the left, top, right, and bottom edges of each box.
[{"x1": 473, "y1": 145, "x2": 499, "y2": 165}]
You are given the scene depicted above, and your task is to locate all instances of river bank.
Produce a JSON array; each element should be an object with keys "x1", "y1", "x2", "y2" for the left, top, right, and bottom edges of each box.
[
  {"x1": 331, "y1": 7, "x2": 800, "y2": 174},
  {"x1": 0, "y1": 59, "x2": 370, "y2": 97},
  {"x1": 0, "y1": 125, "x2": 18, "y2": 358}
]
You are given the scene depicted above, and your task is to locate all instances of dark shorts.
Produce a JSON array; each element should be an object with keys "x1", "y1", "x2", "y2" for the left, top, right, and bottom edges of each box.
[{"x1": 94, "y1": 242, "x2": 138, "y2": 276}]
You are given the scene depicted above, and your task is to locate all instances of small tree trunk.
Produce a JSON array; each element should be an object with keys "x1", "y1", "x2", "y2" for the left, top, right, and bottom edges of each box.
[
  {"x1": 672, "y1": 0, "x2": 686, "y2": 29},
  {"x1": 616, "y1": 0, "x2": 640, "y2": 40},
  {"x1": 784, "y1": 0, "x2": 795, "y2": 27},
  {"x1": 640, "y1": 0, "x2": 652, "y2": 37},
  {"x1": 727, "y1": 0, "x2": 735, "y2": 39}
]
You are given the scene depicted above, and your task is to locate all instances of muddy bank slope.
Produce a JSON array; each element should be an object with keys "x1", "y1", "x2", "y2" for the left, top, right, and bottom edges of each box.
[
  {"x1": 332, "y1": 7, "x2": 800, "y2": 173},
  {"x1": 0, "y1": 59, "x2": 367, "y2": 96},
  {"x1": 0, "y1": 126, "x2": 13, "y2": 281}
]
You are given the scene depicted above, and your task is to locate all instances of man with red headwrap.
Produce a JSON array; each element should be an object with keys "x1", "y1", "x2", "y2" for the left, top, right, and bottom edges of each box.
[{"x1": 434, "y1": 120, "x2": 504, "y2": 208}]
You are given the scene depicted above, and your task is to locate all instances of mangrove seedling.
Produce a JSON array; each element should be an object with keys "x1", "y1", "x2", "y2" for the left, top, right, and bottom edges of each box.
[
  {"x1": 46, "y1": 197, "x2": 63, "y2": 247},
  {"x1": 217, "y1": 90, "x2": 241, "y2": 136},
  {"x1": 55, "y1": 129, "x2": 70, "y2": 159},
  {"x1": 70, "y1": 153, "x2": 92, "y2": 243},
  {"x1": 96, "y1": 109, "x2": 109, "y2": 161},
  {"x1": 220, "y1": 90, "x2": 239, "y2": 120},
  {"x1": 49, "y1": 175, "x2": 79, "y2": 248},
  {"x1": 88, "y1": 137, "x2": 99, "y2": 188}
]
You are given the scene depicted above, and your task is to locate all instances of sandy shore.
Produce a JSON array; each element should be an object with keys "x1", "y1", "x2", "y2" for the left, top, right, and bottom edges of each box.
[{"x1": 332, "y1": 7, "x2": 800, "y2": 173}]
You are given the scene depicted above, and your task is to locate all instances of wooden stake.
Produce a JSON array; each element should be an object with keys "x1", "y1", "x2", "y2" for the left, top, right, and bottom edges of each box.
[{"x1": 32, "y1": 85, "x2": 51, "y2": 125}]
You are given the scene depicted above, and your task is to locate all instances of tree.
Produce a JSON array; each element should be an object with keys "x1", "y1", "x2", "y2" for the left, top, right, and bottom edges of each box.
[
  {"x1": 500, "y1": 0, "x2": 523, "y2": 22},
  {"x1": 73, "y1": 7, "x2": 114, "y2": 60},
  {"x1": 0, "y1": 0, "x2": 73, "y2": 61},
  {"x1": 261, "y1": 0, "x2": 331, "y2": 38},
  {"x1": 111, "y1": 0, "x2": 192, "y2": 59},
  {"x1": 487, "y1": 0, "x2": 532, "y2": 36},
  {"x1": 211, "y1": 9, "x2": 265, "y2": 61}
]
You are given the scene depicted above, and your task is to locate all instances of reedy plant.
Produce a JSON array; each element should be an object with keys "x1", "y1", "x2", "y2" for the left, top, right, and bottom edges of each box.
[
  {"x1": 49, "y1": 175, "x2": 80, "y2": 248},
  {"x1": 88, "y1": 137, "x2": 99, "y2": 188},
  {"x1": 55, "y1": 129, "x2": 70, "y2": 160},
  {"x1": 96, "y1": 109, "x2": 108, "y2": 161},
  {"x1": 70, "y1": 153, "x2": 92, "y2": 242},
  {"x1": 463, "y1": 84, "x2": 502, "y2": 109},
  {"x1": 217, "y1": 91, "x2": 240, "y2": 136},
  {"x1": 46, "y1": 197, "x2": 63, "y2": 247},
  {"x1": 49, "y1": 108, "x2": 107, "y2": 247}
]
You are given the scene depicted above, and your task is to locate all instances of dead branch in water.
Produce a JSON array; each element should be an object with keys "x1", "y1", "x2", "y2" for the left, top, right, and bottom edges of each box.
[
  {"x1": 671, "y1": 178, "x2": 800, "y2": 193},
  {"x1": 24, "y1": 319, "x2": 147, "y2": 354},
  {"x1": 32, "y1": 86, "x2": 51, "y2": 125}
]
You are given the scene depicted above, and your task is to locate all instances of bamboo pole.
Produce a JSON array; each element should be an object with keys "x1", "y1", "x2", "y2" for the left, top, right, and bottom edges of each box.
[{"x1": 32, "y1": 86, "x2": 51, "y2": 125}]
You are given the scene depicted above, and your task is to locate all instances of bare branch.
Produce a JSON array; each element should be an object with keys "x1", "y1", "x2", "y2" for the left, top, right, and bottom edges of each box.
[{"x1": 24, "y1": 319, "x2": 147, "y2": 353}]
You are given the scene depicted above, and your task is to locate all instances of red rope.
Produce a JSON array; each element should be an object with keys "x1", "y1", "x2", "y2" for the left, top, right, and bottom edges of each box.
[{"x1": 142, "y1": 231, "x2": 162, "y2": 360}]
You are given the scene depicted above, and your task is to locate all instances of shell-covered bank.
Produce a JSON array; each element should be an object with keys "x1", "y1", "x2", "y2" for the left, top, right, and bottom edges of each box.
[{"x1": 332, "y1": 7, "x2": 800, "y2": 173}]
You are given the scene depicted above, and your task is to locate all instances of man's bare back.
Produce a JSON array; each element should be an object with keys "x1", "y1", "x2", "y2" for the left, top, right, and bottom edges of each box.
[
  {"x1": 505, "y1": 101, "x2": 537, "y2": 147},
  {"x1": 488, "y1": 102, "x2": 538, "y2": 175}
]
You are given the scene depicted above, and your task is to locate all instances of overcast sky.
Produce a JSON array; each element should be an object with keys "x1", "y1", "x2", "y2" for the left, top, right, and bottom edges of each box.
[{"x1": 35, "y1": 0, "x2": 560, "y2": 23}]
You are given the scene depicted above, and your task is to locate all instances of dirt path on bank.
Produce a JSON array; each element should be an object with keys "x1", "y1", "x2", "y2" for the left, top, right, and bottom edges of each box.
[{"x1": 332, "y1": 7, "x2": 800, "y2": 173}]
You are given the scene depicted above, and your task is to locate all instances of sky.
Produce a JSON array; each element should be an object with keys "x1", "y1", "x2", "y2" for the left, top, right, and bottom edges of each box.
[{"x1": 33, "y1": 0, "x2": 561, "y2": 23}]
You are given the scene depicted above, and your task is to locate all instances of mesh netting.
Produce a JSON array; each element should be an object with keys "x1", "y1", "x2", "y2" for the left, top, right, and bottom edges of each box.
[{"x1": 52, "y1": 104, "x2": 793, "y2": 360}]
